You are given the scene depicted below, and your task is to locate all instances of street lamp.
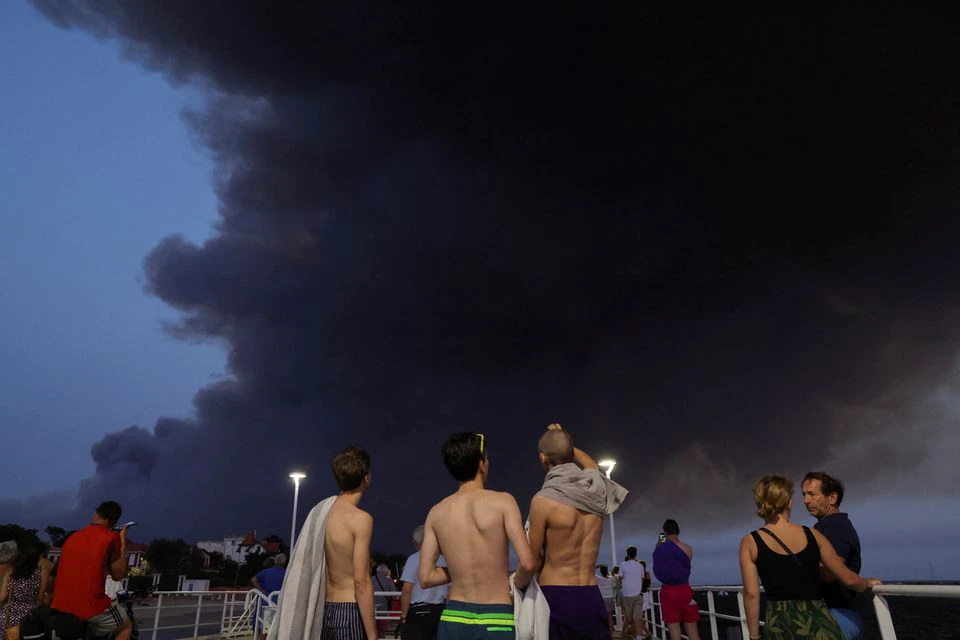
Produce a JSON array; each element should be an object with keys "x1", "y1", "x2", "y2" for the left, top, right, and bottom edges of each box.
[
  {"x1": 598, "y1": 459, "x2": 620, "y2": 630},
  {"x1": 289, "y1": 472, "x2": 306, "y2": 550}
]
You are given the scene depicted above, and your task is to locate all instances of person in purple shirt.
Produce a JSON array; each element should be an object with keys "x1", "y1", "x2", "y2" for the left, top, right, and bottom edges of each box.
[{"x1": 652, "y1": 519, "x2": 700, "y2": 640}]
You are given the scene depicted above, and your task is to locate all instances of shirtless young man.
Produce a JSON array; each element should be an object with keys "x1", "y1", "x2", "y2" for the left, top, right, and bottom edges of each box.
[
  {"x1": 515, "y1": 425, "x2": 621, "y2": 640},
  {"x1": 418, "y1": 433, "x2": 537, "y2": 640},
  {"x1": 323, "y1": 447, "x2": 379, "y2": 640}
]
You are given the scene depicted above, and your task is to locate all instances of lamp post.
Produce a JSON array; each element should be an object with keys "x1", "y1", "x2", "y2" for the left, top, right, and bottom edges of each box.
[
  {"x1": 289, "y1": 472, "x2": 306, "y2": 550},
  {"x1": 598, "y1": 459, "x2": 619, "y2": 630}
]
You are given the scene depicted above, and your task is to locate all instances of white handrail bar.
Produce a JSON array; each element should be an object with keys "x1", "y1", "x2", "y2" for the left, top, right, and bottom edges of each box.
[
  {"x1": 872, "y1": 583, "x2": 960, "y2": 598},
  {"x1": 642, "y1": 583, "x2": 960, "y2": 640}
]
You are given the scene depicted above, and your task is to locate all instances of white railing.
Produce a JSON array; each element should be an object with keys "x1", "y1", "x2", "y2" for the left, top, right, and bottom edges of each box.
[
  {"x1": 128, "y1": 583, "x2": 959, "y2": 640},
  {"x1": 641, "y1": 583, "x2": 960, "y2": 640},
  {"x1": 128, "y1": 590, "x2": 251, "y2": 640}
]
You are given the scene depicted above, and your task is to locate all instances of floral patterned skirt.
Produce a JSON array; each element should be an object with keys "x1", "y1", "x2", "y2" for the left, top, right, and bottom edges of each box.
[{"x1": 764, "y1": 598, "x2": 843, "y2": 640}]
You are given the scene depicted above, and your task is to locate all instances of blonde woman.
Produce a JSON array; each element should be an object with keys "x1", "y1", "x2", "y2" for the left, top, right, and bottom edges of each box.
[{"x1": 739, "y1": 475, "x2": 879, "y2": 640}]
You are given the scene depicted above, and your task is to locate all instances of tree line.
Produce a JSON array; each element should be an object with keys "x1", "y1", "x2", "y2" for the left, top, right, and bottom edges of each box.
[{"x1": 2, "y1": 523, "x2": 408, "y2": 589}]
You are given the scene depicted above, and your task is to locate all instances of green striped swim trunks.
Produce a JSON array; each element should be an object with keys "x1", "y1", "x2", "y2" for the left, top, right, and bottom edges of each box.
[{"x1": 438, "y1": 600, "x2": 515, "y2": 639}]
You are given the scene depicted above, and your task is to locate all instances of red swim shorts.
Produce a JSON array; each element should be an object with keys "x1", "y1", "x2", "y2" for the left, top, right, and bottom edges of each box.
[{"x1": 660, "y1": 584, "x2": 700, "y2": 624}]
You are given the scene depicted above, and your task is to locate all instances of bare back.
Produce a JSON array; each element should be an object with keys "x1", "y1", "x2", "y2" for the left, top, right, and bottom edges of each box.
[
  {"x1": 324, "y1": 497, "x2": 372, "y2": 601},
  {"x1": 532, "y1": 496, "x2": 604, "y2": 586},
  {"x1": 426, "y1": 489, "x2": 517, "y2": 604}
]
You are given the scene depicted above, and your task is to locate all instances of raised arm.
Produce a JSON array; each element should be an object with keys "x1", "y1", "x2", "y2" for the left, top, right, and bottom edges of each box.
[
  {"x1": 418, "y1": 511, "x2": 450, "y2": 588},
  {"x1": 739, "y1": 535, "x2": 761, "y2": 640},
  {"x1": 351, "y1": 513, "x2": 378, "y2": 640},
  {"x1": 572, "y1": 447, "x2": 599, "y2": 470},
  {"x1": 812, "y1": 529, "x2": 880, "y2": 591},
  {"x1": 515, "y1": 496, "x2": 547, "y2": 589},
  {"x1": 108, "y1": 527, "x2": 130, "y2": 581},
  {"x1": 546, "y1": 423, "x2": 598, "y2": 469},
  {"x1": 503, "y1": 494, "x2": 537, "y2": 577}
]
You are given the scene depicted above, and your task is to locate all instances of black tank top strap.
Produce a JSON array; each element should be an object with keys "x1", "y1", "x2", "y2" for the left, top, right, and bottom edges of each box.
[
  {"x1": 758, "y1": 527, "x2": 804, "y2": 568},
  {"x1": 750, "y1": 529, "x2": 765, "y2": 550},
  {"x1": 801, "y1": 526, "x2": 819, "y2": 558}
]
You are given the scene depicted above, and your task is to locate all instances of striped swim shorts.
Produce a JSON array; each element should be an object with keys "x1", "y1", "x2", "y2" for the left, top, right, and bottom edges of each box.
[
  {"x1": 323, "y1": 602, "x2": 365, "y2": 640},
  {"x1": 438, "y1": 600, "x2": 515, "y2": 640}
]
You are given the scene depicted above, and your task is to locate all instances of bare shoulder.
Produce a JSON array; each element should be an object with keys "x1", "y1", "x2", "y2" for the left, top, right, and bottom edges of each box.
[
  {"x1": 492, "y1": 490, "x2": 520, "y2": 509},
  {"x1": 346, "y1": 506, "x2": 373, "y2": 531},
  {"x1": 680, "y1": 541, "x2": 694, "y2": 557},
  {"x1": 424, "y1": 497, "x2": 452, "y2": 525},
  {"x1": 530, "y1": 495, "x2": 565, "y2": 520},
  {"x1": 530, "y1": 495, "x2": 552, "y2": 509}
]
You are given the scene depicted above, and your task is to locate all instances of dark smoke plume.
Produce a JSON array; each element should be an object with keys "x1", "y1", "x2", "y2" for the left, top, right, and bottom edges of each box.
[{"x1": 16, "y1": 2, "x2": 960, "y2": 548}]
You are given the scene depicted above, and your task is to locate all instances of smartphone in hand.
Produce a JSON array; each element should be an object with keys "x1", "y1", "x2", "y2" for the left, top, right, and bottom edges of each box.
[{"x1": 113, "y1": 521, "x2": 138, "y2": 531}]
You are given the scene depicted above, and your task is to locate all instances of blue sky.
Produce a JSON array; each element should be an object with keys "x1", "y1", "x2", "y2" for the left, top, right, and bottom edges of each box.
[{"x1": 0, "y1": 1, "x2": 224, "y2": 497}]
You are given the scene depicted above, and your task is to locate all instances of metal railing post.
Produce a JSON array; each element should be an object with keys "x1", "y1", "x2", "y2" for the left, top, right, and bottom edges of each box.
[
  {"x1": 652, "y1": 589, "x2": 662, "y2": 640},
  {"x1": 193, "y1": 592, "x2": 204, "y2": 638},
  {"x1": 874, "y1": 594, "x2": 897, "y2": 640},
  {"x1": 221, "y1": 591, "x2": 230, "y2": 633},
  {"x1": 706, "y1": 590, "x2": 719, "y2": 640},
  {"x1": 251, "y1": 591, "x2": 261, "y2": 639},
  {"x1": 151, "y1": 593, "x2": 163, "y2": 640},
  {"x1": 736, "y1": 591, "x2": 749, "y2": 640}
]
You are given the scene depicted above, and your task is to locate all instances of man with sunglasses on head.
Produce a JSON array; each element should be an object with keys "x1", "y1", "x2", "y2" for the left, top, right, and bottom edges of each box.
[{"x1": 419, "y1": 433, "x2": 537, "y2": 640}]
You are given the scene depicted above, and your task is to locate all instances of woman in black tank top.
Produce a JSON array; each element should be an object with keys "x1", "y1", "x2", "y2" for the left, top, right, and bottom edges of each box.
[{"x1": 738, "y1": 475, "x2": 880, "y2": 640}]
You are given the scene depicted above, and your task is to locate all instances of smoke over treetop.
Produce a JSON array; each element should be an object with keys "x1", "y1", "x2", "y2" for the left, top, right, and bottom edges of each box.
[{"x1": 15, "y1": 2, "x2": 959, "y2": 550}]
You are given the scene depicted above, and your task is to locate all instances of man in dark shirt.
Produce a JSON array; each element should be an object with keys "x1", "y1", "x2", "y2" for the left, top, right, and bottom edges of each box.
[{"x1": 802, "y1": 472, "x2": 862, "y2": 640}]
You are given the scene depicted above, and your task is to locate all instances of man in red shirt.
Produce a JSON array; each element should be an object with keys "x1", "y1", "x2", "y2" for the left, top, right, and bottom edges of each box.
[{"x1": 52, "y1": 501, "x2": 132, "y2": 640}]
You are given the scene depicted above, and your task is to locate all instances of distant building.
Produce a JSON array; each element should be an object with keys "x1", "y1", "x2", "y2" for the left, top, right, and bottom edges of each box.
[
  {"x1": 47, "y1": 539, "x2": 148, "y2": 569},
  {"x1": 196, "y1": 532, "x2": 266, "y2": 564}
]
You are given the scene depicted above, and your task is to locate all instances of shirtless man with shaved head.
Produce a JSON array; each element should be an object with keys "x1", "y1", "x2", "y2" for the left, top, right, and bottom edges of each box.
[{"x1": 516, "y1": 424, "x2": 627, "y2": 640}]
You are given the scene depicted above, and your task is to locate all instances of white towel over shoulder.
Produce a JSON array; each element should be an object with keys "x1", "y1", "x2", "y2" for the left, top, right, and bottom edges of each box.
[{"x1": 267, "y1": 496, "x2": 338, "y2": 640}]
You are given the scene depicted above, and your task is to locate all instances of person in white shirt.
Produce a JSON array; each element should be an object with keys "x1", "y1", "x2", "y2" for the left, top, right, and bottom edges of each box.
[
  {"x1": 595, "y1": 565, "x2": 615, "y2": 635},
  {"x1": 619, "y1": 546, "x2": 647, "y2": 639},
  {"x1": 639, "y1": 560, "x2": 652, "y2": 636},
  {"x1": 400, "y1": 525, "x2": 449, "y2": 640}
]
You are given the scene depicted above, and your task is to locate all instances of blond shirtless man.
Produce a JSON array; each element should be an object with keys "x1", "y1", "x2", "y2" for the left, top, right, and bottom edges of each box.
[
  {"x1": 418, "y1": 433, "x2": 536, "y2": 640},
  {"x1": 516, "y1": 424, "x2": 627, "y2": 640},
  {"x1": 323, "y1": 447, "x2": 379, "y2": 640}
]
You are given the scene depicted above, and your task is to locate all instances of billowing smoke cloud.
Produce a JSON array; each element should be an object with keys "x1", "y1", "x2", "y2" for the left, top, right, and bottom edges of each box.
[{"x1": 17, "y1": 2, "x2": 959, "y2": 560}]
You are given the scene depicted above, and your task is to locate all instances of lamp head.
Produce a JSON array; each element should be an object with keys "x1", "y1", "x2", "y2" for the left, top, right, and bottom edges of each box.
[
  {"x1": 598, "y1": 459, "x2": 616, "y2": 478},
  {"x1": 289, "y1": 472, "x2": 306, "y2": 482}
]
